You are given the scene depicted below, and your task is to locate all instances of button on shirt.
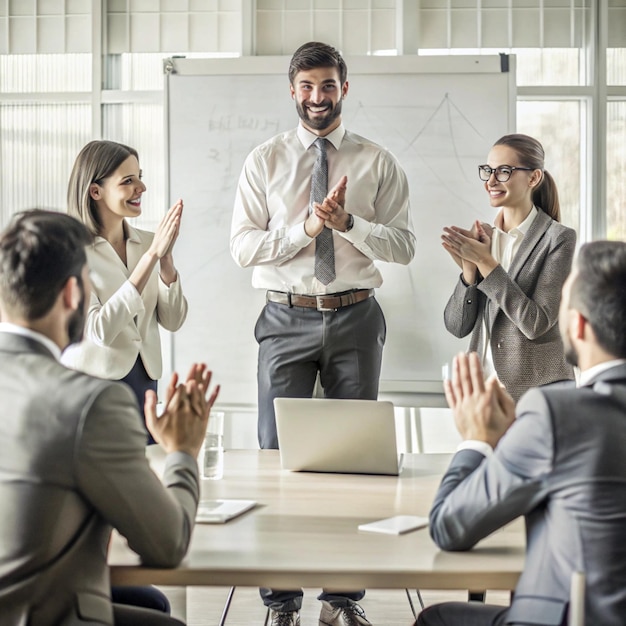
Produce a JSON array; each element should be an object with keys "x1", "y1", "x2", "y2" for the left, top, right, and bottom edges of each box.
[
  {"x1": 230, "y1": 123, "x2": 416, "y2": 295},
  {"x1": 481, "y1": 206, "x2": 538, "y2": 377}
]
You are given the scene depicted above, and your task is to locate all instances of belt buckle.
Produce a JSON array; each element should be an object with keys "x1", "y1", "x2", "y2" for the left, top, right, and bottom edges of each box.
[{"x1": 316, "y1": 295, "x2": 337, "y2": 312}]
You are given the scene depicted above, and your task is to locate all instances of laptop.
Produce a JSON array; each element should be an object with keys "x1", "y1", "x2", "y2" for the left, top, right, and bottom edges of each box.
[{"x1": 274, "y1": 397, "x2": 402, "y2": 476}]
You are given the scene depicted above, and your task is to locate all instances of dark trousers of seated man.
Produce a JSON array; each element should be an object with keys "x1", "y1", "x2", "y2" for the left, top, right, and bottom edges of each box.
[
  {"x1": 112, "y1": 585, "x2": 184, "y2": 626},
  {"x1": 415, "y1": 602, "x2": 568, "y2": 626},
  {"x1": 255, "y1": 296, "x2": 386, "y2": 611}
]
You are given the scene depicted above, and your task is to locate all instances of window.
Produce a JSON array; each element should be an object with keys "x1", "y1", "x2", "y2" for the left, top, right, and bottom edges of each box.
[{"x1": 0, "y1": 1, "x2": 624, "y2": 239}]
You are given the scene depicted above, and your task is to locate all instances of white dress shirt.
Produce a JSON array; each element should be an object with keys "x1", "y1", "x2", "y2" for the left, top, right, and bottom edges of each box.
[
  {"x1": 230, "y1": 123, "x2": 416, "y2": 295},
  {"x1": 481, "y1": 206, "x2": 538, "y2": 376}
]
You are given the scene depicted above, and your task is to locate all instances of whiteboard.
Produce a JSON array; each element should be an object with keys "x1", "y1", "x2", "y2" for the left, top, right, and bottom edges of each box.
[{"x1": 166, "y1": 55, "x2": 515, "y2": 406}]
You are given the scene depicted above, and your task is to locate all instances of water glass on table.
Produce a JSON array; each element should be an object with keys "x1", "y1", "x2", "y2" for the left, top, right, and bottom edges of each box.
[{"x1": 202, "y1": 411, "x2": 225, "y2": 480}]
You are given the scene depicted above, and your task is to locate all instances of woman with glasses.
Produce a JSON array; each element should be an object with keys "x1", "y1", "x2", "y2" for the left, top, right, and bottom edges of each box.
[
  {"x1": 63, "y1": 140, "x2": 188, "y2": 441},
  {"x1": 441, "y1": 133, "x2": 576, "y2": 401}
]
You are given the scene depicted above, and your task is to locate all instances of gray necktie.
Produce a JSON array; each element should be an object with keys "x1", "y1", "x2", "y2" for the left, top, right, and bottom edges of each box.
[{"x1": 310, "y1": 138, "x2": 335, "y2": 285}]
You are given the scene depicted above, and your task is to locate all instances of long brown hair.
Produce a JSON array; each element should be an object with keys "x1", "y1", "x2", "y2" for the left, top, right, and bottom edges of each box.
[{"x1": 493, "y1": 133, "x2": 561, "y2": 222}]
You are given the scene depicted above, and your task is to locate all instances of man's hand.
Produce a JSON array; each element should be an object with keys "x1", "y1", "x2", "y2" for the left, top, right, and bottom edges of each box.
[
  {"x1": 306, "y1": 175, "x2": 351, "y2": 234},
  {"x1": 144, "y1": 363, "x2": 220, "y2": 458},
  {"x1": 444, "y1": 352, "x2": 515, "y2": 449},
  {"x1": 327, "y1": 175, "x2": 347, "y2": 208},
  {"x1": 304, "y1": 211, "x2": 325, "y2": 238}
]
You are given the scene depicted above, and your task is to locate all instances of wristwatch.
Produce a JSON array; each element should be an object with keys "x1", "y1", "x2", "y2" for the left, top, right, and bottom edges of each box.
[{"x1": 344, "y1": 214, "x2": 354, "y2": 232}]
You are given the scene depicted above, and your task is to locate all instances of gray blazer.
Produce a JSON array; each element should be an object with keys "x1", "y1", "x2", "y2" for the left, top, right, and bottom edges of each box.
[
  {"x1": 429, "y1": 363, "x2": 626, "y2": 625},
  {"x1": 444, "y1": 210, "x2": 576, "y2": 401},
  {"x1": 0, "y1": 333, "x2": 199, "y2": 625}
]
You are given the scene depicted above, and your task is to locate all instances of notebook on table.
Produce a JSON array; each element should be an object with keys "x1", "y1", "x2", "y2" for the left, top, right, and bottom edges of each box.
[
  {"x1": 274, "y1": 397, "x2": 402, "y2": 476},
  {"x1": 195, "y1": 499, "x2": 256, "y2": 523}
]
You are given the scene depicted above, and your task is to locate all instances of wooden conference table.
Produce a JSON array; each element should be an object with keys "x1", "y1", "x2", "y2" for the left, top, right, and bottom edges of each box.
[{"x1": 109, "y1": 450, "x2": 525, "y2": 591}]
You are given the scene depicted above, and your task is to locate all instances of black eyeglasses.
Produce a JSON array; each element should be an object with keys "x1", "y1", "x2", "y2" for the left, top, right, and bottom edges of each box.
[{"x1": 478, "y1": 165, "x2": 534, "y2": 183}]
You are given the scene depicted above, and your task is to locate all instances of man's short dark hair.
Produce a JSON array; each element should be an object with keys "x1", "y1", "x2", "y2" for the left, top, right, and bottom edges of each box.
[
  {"x1": 569, "y1": 240, "x2": 626, "y2": 358},
  {"x1": 0, "y1": 210, "x2": 93, "y2": 320},
  {"x1": 288, "y1": 41, "x2": 347, "y2": 85}
]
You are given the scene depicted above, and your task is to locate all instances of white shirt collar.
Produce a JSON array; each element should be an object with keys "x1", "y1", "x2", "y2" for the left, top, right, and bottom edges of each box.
[
  {"x1": 297, "y1": 123, "x2": 345, "y2": 151},
  {"x1": 579, "y1": 359, "x2": 626, "y2": 387},
  {"x1": 0, "y1": 322, "x2": 62, "y2": 361},
  {"x1": 494, "y1": 205, "x2": 538, "y2": 236}
]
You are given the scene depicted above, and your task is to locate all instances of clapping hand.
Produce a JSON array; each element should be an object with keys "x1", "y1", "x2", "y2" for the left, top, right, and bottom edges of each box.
[
  {"x1": 150, "y1": 199, "x2": 183, "y2": 259},
  {"x1": 441, "y1": 221, "x2": 492, "y2": 266},
  {"x1": 305, "y1": 175, "x2": 350, "y2": 235},
  {"x1": 145, "y1": 363, "x2": 220, "y2": 457},
  {"x1": 444, "y1": 352, "x2": 515, "y2": 449}
]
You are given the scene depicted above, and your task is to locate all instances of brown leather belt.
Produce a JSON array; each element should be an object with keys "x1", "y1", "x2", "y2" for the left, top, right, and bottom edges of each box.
[{"x1": 266, "y1": 289, "x2": 374, "y2": 312}]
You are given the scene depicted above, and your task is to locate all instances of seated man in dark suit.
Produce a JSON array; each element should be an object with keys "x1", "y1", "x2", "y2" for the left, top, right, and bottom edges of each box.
[
  {"x1": 0, "y1": 209, "x2": 219, "y2": 626},
  {"x1": 417, "y1": 240, "x2": 626, "y2": 626}
]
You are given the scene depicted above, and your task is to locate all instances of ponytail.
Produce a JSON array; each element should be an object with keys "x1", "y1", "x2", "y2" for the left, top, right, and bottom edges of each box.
[{"x1": 533, "y1": 169, "x2": 560, "y2": 222}]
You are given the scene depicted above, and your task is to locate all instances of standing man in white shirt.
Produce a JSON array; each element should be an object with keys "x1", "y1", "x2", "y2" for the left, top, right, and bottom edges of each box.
[{"x1": 230, "y1": 41, "x2": 416, "y2": 626}]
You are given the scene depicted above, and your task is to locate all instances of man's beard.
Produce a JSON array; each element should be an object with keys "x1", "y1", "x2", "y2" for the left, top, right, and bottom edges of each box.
[
  {"x1": 562, "y1": 330, "x2": 579, "y2": 368},
  {"x1": 564, "y1": 343, "x2": 579, "y2": 368},
  {"x1": 67, "y1": 292, "x2": 86, "y2": 346},
  {"x1": 296, "y1": 97, "x2": 343, "y2": 131}
]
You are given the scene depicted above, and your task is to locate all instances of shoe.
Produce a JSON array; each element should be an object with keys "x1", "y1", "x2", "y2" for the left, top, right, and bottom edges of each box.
[
  {"x1": 319, "y1": 600, "x2": 372, "y2": 626},
  {"x1": 269, "y1": 609, "x2": 300, "y2": 626}
]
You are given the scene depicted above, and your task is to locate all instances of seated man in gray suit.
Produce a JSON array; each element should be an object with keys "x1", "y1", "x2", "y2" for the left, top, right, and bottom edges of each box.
[
  {"x1": 0, "y1": 209, "x2": 219, "y2": 626},
  {"x1": 417, "y1": 240, "x2": 626, "y2": 626}
]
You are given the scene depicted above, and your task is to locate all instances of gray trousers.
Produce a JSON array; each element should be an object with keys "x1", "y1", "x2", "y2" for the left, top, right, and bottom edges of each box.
[
  {"x1": 255, "y1": 296, "x2": 386, "y2": 450},
  {"x1": 256, "y1": 295, "x2": 385, "y2": 610}
]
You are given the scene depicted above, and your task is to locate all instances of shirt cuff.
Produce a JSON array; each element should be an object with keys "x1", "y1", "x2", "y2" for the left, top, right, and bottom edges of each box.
[
  {"x1": 456, "y1": 440, "x2": 493, "y2": 458},
  {"x1": 289, "y1": 222, "x2": 313, "y2": 247},
  {"x1": 338, "y1": 214, "x2": 370, "y2": 243}
]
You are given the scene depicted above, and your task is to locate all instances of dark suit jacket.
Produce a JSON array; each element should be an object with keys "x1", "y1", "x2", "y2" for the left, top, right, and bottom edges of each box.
[
  {"x1": 0, "y1": 333, "x2": 199, "y2": 625},
  {"x1": 444, "y1": 210, "x2": 576, "y2": 401},
  {"x1": 428, "y1": 363, "x2": 626, "y2": 625}
]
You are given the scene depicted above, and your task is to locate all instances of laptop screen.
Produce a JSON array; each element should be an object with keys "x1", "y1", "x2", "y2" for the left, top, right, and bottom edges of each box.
[{"x1": 274, "y1": 397, "x2": 400, "y2": 476}]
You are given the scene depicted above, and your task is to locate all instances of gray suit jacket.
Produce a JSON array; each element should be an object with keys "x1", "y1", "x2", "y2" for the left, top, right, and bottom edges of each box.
[
  {"x1": 0, "y1": 333, "x2": 200, "y2": 625},
  {"x1": 429, "y1": 363, "x2": 626, "y2": 625},
  {"x1": 443, "y1": 210, "x2": 576, "y2": 401}
]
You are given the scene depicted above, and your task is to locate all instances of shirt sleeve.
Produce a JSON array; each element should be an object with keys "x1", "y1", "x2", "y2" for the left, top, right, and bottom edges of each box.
[
  {"x1": 230, "y1": 150, "x2": 313, "y2": 268},
  {"x1": 457, "y1": 440, "x2": 494, "y2": 457},
  {"x1": 338, "y1": 151, "x2": 416, "y2": 265}
]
